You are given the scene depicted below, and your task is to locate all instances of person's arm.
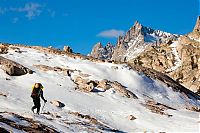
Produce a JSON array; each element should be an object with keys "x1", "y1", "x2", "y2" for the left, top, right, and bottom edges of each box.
[{"x1": 40, "y1": 90, "x2": 47, "y2": 102}]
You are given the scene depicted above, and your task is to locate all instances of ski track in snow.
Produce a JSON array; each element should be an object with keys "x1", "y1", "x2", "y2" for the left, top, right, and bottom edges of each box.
[{"x1": 0, "y1": 46, "x2": 199, "y2": 132}]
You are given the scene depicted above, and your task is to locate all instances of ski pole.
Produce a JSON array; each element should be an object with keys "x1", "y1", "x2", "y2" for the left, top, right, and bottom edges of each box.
[{"x1": 41, "y1": 102, "x2": 46, "y2": 114}]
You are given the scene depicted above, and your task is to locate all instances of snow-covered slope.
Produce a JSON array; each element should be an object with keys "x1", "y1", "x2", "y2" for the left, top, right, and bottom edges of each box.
[{"x1": 0, "y1": 45, "x2": 199, "y2": 132}]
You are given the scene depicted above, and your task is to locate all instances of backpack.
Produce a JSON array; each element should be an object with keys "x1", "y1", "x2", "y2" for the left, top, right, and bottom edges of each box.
[{"x1": 31, "y1": 83, "x2": 43, "y2": 98}]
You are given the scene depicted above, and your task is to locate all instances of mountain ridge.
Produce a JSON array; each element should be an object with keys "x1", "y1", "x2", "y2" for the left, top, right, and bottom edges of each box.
[
  {"x1": 128, "y1": 16, "x2": 200, "y2": 92},
  {"x1": 90, "y1": 21, "x2": 180, "y2": 62}
]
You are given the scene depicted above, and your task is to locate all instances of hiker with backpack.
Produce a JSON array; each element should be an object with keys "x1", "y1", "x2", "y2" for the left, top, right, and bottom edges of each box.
[{"x1": 31, "y1": 83, "x2": 47, "y2": 114}]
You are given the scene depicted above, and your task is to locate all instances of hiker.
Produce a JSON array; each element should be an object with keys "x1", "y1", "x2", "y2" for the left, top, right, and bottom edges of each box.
[{"x1": 31, "y1": 83, "x2": 47, "y2": 114}]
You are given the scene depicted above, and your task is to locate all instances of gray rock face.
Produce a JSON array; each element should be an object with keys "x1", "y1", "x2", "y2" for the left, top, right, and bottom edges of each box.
[
  {"x1": 90, "y1": 42, "x2": 114, "y2": 60},
  {"x1": 90, "y1": 21, "x2": 180, "y2": 62},
  {"x1": 0, "y1": 56, "x2": 33, "y2": 76}
]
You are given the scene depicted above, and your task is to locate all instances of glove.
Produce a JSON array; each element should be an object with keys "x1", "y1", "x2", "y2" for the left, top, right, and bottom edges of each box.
[{"x1": 44, "y1": 99, "x2": 47, "y2": 103}]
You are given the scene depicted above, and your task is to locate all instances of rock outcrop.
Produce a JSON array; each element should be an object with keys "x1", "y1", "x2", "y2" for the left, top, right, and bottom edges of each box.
[
  {"x1": 73, "y1": 76, "x2": 98, "y2": 92},
  {"x1": 0, "y1": 56, "x2": 33, "y2": 76},
  {"x1": 34, "y1": 65, "x2": 72, "y2": 76},
  {"x1": 0, "y1": 44, "x2": 8, "y2": 54},
  {"x1": 90, "y1": 42, "x2": 114, "y2": 60},
  {"x1": 72, "y1": 76, "x2": 138, "y2": 99},
  {"x1": 63, "y1": 46, "x2": 73, "y2": 53}
]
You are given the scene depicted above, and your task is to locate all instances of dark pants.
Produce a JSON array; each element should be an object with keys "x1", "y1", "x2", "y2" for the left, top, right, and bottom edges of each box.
[{"x1": 32, "y1": 97, "x2": 41, "y2": 114}]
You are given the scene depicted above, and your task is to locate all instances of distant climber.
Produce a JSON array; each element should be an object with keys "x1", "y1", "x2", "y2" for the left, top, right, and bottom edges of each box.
[{"x1": 31, "y1": 83, "x2": 47, "y2": 114}]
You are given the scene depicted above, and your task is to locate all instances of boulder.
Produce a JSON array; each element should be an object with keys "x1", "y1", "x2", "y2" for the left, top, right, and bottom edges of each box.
[
  {"x1": 0, "y1": 92, "x2": 7, "y2": 97},
  {"x1": 127, "y1": 115, "x2": 136, "y2": 120},
  {"x1": 97, "y1": 79, "x2": 111, "y2": 90},
  {"x1": 73, "y1": 76, "x2": 95, "y2": 92},
  {"x1": 63, "y1": 46, "x2": 72, "y2": 53},
  {"x1": 0, "y1": 56, "x2": 33, "y2": 76},
  {"x1": 50, "y1": 100, "x2": 65, "y2": 108},
  {"x1": 0, "y1": 44, "x2": 8, "y2": 54}
]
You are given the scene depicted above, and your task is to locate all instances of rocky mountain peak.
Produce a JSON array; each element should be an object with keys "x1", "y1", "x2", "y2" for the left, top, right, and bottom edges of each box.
[
  {"x1": 124, "y1": 21, "x2": 143, "y2": 42},
  {"x1": 94, "y1": 42, "x2": 103, "y2": 49},
  {"x1": 193, "y1": 16, "x2": 200, "y2": 32},
  {"x1": 187, "y1": 16, "x2": 200, "y2": 41},
  {"x1": 91, "y1": 20, "x2": 180, "y2": 62},
  {"x1": 90, "y1": 42, "x2": 114, "y2": 60},
  {"x1": 133, "y1": 21, "x2": 143, "y2": 30}
]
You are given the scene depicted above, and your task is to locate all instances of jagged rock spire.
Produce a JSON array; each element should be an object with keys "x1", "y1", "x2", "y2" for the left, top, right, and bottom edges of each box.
[
  {"x1": 90, "y1": 42, "x2": 114, "y2": 59},
  {"x1": 193, "y1": 16, "x2": 200, "y2": 32},
  {"x1": 124, "y1": 21, "x2": 143, "y2": 42},
  {"x1": 133, "y1": 21, "x2": 143, "y2": 30},
  {"x1": 90, "y1": 42, "x2": 103, "y2": 58}
]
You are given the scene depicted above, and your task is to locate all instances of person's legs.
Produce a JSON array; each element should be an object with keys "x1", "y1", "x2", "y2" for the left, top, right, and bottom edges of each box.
[
  {"x1": 32, "y1": 98, "x2": 40, "y2": 114},
  {"x1": 35, "y1": 98, "x2": 41, "y2": 114},
  {"x1": 32, "y1": 98, "x2": 37, "y2": 113}
]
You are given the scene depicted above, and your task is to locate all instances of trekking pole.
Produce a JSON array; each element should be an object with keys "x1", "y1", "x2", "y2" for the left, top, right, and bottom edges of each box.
[{"x1": 41, "y1": 102, "x2": 46, "y2": 114}]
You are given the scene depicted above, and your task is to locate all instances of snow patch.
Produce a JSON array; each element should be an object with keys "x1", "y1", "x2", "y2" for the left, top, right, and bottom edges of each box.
[{"x1": 166, "y1": 42, "x2": 182, "y2": 72}]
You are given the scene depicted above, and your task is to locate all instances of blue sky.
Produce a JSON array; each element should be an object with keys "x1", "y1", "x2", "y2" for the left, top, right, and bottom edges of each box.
[{"x1": 0, "y1": 0, "x2": 199, "y2": 54}]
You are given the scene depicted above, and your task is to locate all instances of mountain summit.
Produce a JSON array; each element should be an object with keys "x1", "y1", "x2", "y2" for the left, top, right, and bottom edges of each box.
[
  {"x1": 91, "y1": 21, "x2": 180, "y2": 62},
  {"x1": 193, "y1": 16, "x2": 200, "y2": 32}
]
